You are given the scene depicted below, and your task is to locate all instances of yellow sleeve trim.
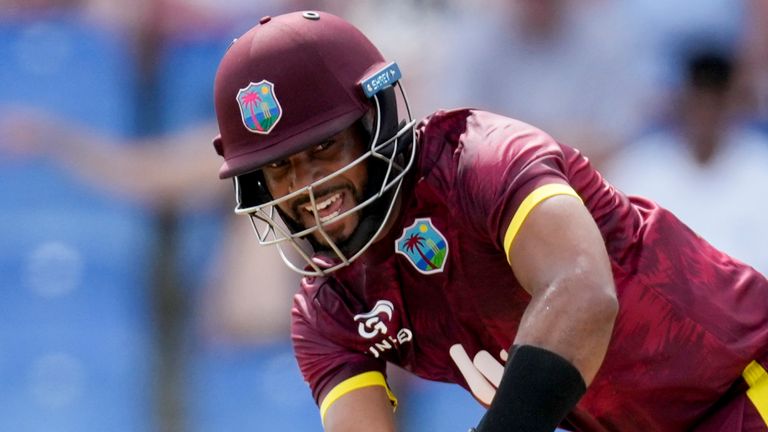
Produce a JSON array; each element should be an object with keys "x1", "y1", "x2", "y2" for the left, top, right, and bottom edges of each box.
[
  {"x1": 319, "y1": 371, "x2": 398, "y2": 425},
  {"x1": 503, "y1": 183, "x2": 583, "y2": 260},
  {"x1": 743, "y1": 360, "x2": 768, "y2": 425}
]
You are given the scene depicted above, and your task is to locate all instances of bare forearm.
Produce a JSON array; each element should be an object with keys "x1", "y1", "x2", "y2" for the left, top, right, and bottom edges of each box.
[{"x1": 53, "y1": 123, "x2": 226, "y2": 207}]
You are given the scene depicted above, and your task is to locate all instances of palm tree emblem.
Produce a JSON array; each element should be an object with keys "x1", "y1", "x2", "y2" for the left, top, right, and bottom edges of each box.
[
  {"x1": 236, "y1": 80, "x2": 283, "y2": 134},
  {"x1": 403, "y1": 232, "x2": 437, "y2": 270},
  {"x1": 396, "y1": 218, "x2": 449, "y2": 274},
  {"x1": 241, "y1": 91, "x2": 264, "y2": 131}
]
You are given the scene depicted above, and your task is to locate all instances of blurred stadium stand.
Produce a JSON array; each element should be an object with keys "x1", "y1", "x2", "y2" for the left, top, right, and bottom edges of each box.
[
  {"x1": 187, "y1": 341, "x2": 319, "y2": 431},
  {"x1": 187, "y1": 341, "x2": 488, "y2": 431},
  {"x1": 157, "y1": 32, "x2": 324, "y2": 432},
  {"x1": 398, "y1": 377, "x2": 487, "y2": 431},
  {"x1": 154, "y1": 31, "x2": 231, "y2": 294},
  {"x1": 0, "y1": 13, "x2": 154, "y2": 431},
  {"x1": 0, "y1": 5, "x2": 641, "y2": 431}
]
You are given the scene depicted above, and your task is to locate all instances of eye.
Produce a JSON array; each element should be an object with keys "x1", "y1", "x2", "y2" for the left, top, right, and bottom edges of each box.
[
  {"x1": 313, "y1": 140, "x2": 334, "y2": 153},
  {"x1": 266, "y1": 158, "x2": 288, "y2": 169}
]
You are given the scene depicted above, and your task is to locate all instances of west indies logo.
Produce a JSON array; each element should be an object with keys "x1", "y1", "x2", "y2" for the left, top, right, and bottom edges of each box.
[
  {"x1": 236, "y1": 80, "x2": 282, "y2": 134},
  {"x1": 395, "y1": 218, "x2": 448, "y2": 274}
]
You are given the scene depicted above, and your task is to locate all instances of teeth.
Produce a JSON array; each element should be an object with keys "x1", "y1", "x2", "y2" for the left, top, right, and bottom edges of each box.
[
  {"x1": 320, "y1": 210, "x2": 341, "y2": 223},
  {"x1": 304, "y1": 193, "x2": 340, "y2": 213}
]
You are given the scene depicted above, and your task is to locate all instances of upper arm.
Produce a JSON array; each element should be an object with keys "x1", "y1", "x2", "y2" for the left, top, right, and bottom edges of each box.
[
  {"x1": 322, "y1": 377, "x2": 397, "y2": 432},
  {"x1": 451, "y1": 118, "x2": 617, "y2": 367},
  {"x1": 503, "y1": 186, "x2": 615, "y2": 299},
  {"x1": 502, "y1": 186, "x2": 618, "y2": 384}
]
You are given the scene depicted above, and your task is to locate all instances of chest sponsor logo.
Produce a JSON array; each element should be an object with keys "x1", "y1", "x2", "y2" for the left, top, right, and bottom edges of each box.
[
  {"x1": 236, "y1": 80, "x2": 282, "y2": 134},
  {"x1": 354, "y1": 300, "x2": 394, "y2": 339},
  {"x1": 354, "y1": 300, "x2": 413, "y2": 359},
  {"x1": 395, "y1": 217, "x2": 449, "y2": 274}
]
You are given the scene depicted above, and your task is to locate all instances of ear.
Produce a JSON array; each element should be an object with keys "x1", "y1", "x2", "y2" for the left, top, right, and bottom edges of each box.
[
  {"x1": 361, "y1": 109, "x2": 375, "y2": 135},
  {"x1": 212, "y1": 134, "x2": 224, "y2": 156},
  {"x1": 237, "y1": 170, "x2": 275, "y2": 208}
]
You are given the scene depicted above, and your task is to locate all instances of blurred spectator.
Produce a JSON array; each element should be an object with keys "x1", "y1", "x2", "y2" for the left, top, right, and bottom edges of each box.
[
  {"x1": 0, "y1": 0, "x2": 434, "y2": 384},
  {"x1": 430, "y1": 0, "x2": 656, "y2": 166},
  {"x1": 604, "y1": 47, "x2": 768, "y2": 276},
  {"x1": 0, "y1": 0, "x2": 304, "y2": 430},
  {"x1": 620, "y1": 0, "x2": 748, "y2": 94},
  {"x1": 1, "y1": 0, "x2": 306, "y2": 345},
  {"x1": 340, "y1": 0, "x2": 456, "y2": 119},
  {"x1": 0, "y1": 115, "x2": 223, "y2": 207},
  {"x1": 733, "y1": 0, "x2": 768, "y2": 123},
  {"x1": 0, "y1": 1, "x2": 159, "y2": 430},
  {"x1": 0, "y1": 56, "x2": 299, "y2": 350},
  {"x1": 13, "y1": 1, "x2": 765, "y2": 430}
]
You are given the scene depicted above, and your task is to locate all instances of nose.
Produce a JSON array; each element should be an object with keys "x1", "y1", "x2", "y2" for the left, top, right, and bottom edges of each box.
[{"x1": 287, "y1": 154, "x2": 323, "y2": 194}]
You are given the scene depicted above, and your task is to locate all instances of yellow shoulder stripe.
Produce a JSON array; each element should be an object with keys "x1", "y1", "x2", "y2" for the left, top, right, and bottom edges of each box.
[
  {"x1": 744, "y1": 360, "x2": 768, "y2": 425},
  {"x1": 503, "y1": 183, "x2": 582, "y2": 261},
  {"x1": 319, "y1": 371, "x2": 398, "y2": 425}
]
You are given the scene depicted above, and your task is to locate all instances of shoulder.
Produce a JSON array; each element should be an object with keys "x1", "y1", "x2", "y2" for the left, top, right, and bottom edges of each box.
[
  {"x1": 291, "y1": 272, "x2": 378, "y2": 349},
  {"x1": 412, "y1": 110, "x2": 573, "y2": 246},
  {"x1": 417, "y1": 108, "x2": 549, "y2": 142},
  {"x1": 290, "y1": 273, "x2": 390, "y2": 406},
  {"x1": 291, "y1": 275, "x2": 343, "y2": 339},
  {"x1": 416, "y1": 108, "x2": 563, "y2": 175},
  {"x1": 291, "y1": 274, "x2": 345, "y2": 330},
  {"x1": 291, "y1": 274, "x2": 368, "y2": 370}
]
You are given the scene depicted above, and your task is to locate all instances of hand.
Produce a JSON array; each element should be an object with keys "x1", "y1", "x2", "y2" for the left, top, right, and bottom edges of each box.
[{"x1": 0, "y1": 105, "x2": 65, "y2": 157}]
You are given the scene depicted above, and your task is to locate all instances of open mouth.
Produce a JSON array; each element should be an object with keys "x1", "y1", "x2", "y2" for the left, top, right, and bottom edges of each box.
[{"x1": 303, "y1": 191, "x2": 345, "y2": 224}]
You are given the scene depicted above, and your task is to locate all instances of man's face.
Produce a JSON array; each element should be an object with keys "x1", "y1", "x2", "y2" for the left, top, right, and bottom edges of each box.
[{"x1": 261, "y1": 124, "x2": 369, "y2": 247}]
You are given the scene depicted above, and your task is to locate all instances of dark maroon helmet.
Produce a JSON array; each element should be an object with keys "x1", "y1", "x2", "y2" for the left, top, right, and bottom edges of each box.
[
  {"x1": 212, "y1": 11, "x2": 417, "y2": 276},
  {"x1": 212, "y1": 11, "x2": 389, "y2": 179}
]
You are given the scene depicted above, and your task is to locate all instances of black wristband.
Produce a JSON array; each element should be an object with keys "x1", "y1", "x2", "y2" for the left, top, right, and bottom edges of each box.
[{"x1": 474, "y1": 345, "x2": 586, "y2": 432}]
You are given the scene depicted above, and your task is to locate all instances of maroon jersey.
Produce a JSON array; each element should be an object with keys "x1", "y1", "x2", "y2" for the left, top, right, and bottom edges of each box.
[{"x1": 291, "y1": 109, "x2": 768, "y2": 431}]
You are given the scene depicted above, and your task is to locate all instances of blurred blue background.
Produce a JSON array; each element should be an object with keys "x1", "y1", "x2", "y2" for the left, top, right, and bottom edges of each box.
[{"x1": 0, "y1": 0, "x2": 766, "y2": 431}]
